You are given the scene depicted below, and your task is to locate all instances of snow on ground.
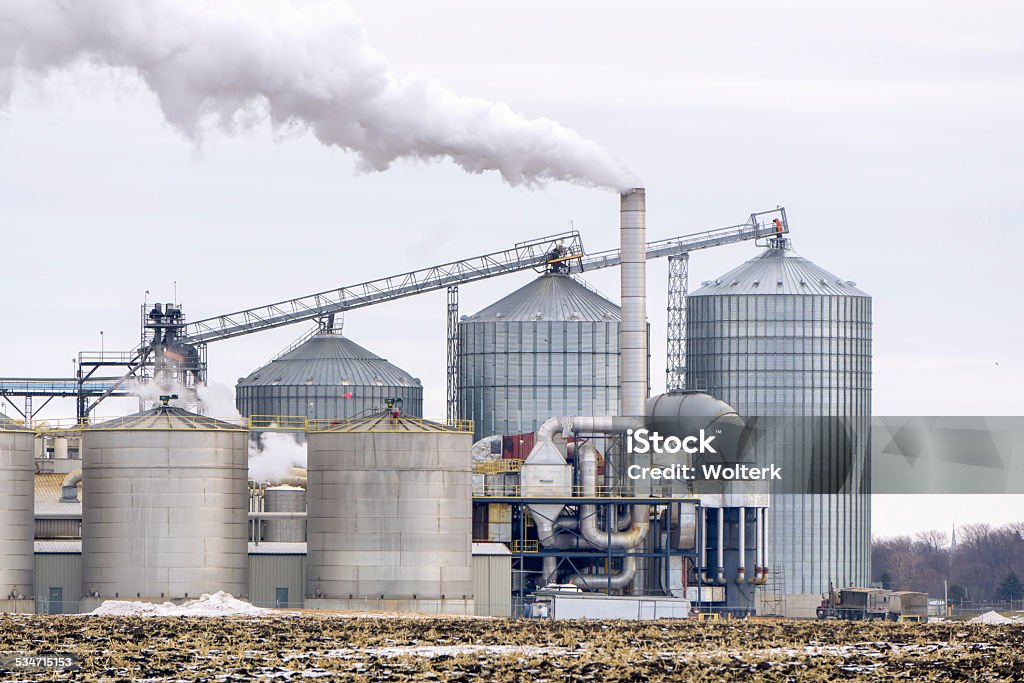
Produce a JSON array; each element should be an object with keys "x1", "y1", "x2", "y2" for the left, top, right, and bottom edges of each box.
[
  {"x1": 969, "y1": 610, "x2": 1017, "y2": 625},
  {"x1": 327, "y1": 645, "x2": 577, "y2": 659},
  {"x1": 88, "y1": 591, "x2": 271, "y2": 617}
]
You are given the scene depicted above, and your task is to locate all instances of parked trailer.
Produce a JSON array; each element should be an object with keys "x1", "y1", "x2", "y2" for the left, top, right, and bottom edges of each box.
[
  {"x1": 817, "y1": 585, "x2": 928, "y2": 622},
  {"x1": 528, "y1": 592, "x2": 692, "y2": 620},
  {"x1": 884, "y1": 591, "x2": 929, "y2": 622}
]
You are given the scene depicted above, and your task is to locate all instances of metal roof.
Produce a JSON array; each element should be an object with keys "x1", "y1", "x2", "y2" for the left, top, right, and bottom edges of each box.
[
  {"x1": 238, "y1": 333, "x2": 420, "y2": 389},
  {"x1": 35, "y1": 540, "x2": 81, "y2": 554},
  {"x1": 465, "y1": 273, "x2": 620, "y2": 323},
  {"x1": 691, "y1": 243, "x2": 869, "y2": 297},
  {"x1": 0, "y1": 410, "x2": 31, "y2": 431},
  {"x1": 88, "y1": 406, "x2": 246, "y2": 431},
  {"x1": 472, "y1": 542, "x2": 512, "y2": 556},
  {"x1": 248, "y1": 542, "x2": 306, "y2": 555}
]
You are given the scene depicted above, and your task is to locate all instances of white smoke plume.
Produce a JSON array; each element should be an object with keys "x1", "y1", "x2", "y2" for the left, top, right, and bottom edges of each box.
[
  {"x1": 248, "y1": 431, "x2": 306, "y2": 484},
  {"x1": 125, "y1": 378, "x2": 244, "y2": 424},
  {"x1": 0, "y1": 0, "x2": 639, "y2": 190},
  {"x1": 125, "y1": 378, "x2": 305, "y2": 483}
]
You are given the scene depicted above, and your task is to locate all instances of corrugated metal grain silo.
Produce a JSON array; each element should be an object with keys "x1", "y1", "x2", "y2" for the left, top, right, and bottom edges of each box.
[
  {"x1": 236, "y1": 332, "x2": 422, "y2": 422},
  {"x1": 458, "y1": 273, "x2": 621, "y2": 441},
  {"x1": 687, "y1": 238, "x2": 871, "y2": 617}
]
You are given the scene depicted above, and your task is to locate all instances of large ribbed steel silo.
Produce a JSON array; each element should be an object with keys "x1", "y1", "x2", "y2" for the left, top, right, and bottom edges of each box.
[
  {"x1": 236, "y1": 332, "x2": 422, "y2": 422},
  {"x1": 81, "y1": 406, "x2": 249, "y2": 602},
  {"x1": 458, "y1": 272, "x2": 621, "y2": 441},
  {"x1": 0, "y1": 412, "x2": 34, "y2": 605},
  {"x1": 687, "y1": 238, "x2": 871, "y2": 617},
  {"x1": 306, "y1": 414, "x2": 473, "y2": 614}
]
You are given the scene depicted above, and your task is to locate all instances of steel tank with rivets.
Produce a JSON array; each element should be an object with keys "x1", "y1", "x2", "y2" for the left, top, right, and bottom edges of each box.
[
  {"x1": 81, "y1": 406, "x2": 249, "y2": 601},
  {"x1": 0, "y1": 411, "x2": 34, "y2": 602},
  {"x1": 306, "y1": 413, "x2": 473, "y2": 614}
]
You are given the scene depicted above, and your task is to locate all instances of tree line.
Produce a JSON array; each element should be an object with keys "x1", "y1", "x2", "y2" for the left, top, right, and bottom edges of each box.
[{"x1": 872, "y1": 523, "x2": 1024, "y2": 602}]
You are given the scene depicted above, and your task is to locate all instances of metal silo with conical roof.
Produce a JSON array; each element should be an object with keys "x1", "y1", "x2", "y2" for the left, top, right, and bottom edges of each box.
[
  {"x1": 458, "y1": 272, "x2": 622, "y2": 441},
  {"x1": 236, "y1": 331, "x2": 423, "y2": 422},
  {"x1": 687, "y1": 238, "x2": 871, "y2": 617},
  {"x1": 80, "y1": 406, "x2": 249, "y2": 603},
  {"x1": 0, "y1": 411, "x2": 34, "y2": 606}
]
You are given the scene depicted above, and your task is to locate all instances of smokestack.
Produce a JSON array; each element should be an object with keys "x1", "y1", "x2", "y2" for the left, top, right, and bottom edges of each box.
[{"x1": 620, "y1": 188, "x2": 647, "y2": 417}]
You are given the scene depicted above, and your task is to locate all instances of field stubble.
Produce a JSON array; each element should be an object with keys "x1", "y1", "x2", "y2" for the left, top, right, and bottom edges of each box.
[{"x1": 0, "y1": 614, "x2": 1021, "y2": 681}]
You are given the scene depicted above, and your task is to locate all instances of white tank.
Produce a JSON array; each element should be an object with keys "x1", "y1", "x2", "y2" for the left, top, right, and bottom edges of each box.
[
  {"x1": 0, "y1": 412, "x2": 34, "y2": 601},
  {"x1": 263, "y1": 485, "x2": 306, "y2": 542},
  {"x1": 306, "y1": 414, "x2": 473, "y2": 614},
  {"x1": 81, "y1": 406, "x2": 249, "y2": 600}
]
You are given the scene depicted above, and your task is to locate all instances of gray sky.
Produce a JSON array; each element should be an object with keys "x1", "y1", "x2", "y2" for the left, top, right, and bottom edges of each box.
[{"x1": 1, "y1": 0, "x2": 1022, "y2": 538}]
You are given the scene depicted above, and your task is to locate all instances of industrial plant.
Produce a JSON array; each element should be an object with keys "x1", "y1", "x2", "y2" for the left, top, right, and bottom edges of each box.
[{"x1": 0, "y1": 189, "x2": 872, "y2": 619}]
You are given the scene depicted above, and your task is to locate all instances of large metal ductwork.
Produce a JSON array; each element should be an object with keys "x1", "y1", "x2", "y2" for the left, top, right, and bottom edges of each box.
[
  {"x1": 576, "y1": 443, "x2": 649, "y2": 550},
  {"x1": 619, "y1": 188, "x2": 647, "y2": 417}
]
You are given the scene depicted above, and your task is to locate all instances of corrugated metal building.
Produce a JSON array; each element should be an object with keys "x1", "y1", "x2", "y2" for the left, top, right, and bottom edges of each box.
[
  {"x1": 237, "y1": 332, "x2": 423, "y2": 422},
  {"x1": 458, "y1": 273, "x2": 622, "y2": 441},
  {"x1": 687, "y1": 239, "x2": 871, "y2": 617},
  {"x1": 248, "y1": 543, "x2": 306, "y2": 609},
  {"x1": 27, "y1": 541, "x2": 514, "y2": 615},
  {"x1": 472, "y1": 542, "x2": 512, "y2": 617},
  {"x1": 35, "y1": 541, "x2": 82, "y2": 615}
]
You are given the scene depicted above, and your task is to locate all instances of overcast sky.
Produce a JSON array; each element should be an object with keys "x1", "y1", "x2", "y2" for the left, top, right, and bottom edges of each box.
[{"x1": 1, "y1": 1, "x2": 1022, "y2": 538}]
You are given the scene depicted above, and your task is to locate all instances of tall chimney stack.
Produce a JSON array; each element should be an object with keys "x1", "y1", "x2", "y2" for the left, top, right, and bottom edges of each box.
[{"x1": 619, "y1": 188, "x2": 647, "y2": 417}]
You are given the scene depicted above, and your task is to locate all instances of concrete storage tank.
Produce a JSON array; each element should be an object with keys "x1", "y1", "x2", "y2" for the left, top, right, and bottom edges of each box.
[
  {"x1": 236, "y1": 331, "x2": 422, "y2": 422},
  {"x1": 306, "y1": 414, "x2": 473, "y2": 614},
  {"x1": 687, "y1": 237, "x2": 871, "y2": 617},
  {"x1": 0, "y1": 411, "x2": 34, "y2": 607},
  {"x1": 458, "y1": 271, "x2": 622, "y2": 441},
  {"x1": 81, "y1": 406, "x2": 249, "y2": 603}
]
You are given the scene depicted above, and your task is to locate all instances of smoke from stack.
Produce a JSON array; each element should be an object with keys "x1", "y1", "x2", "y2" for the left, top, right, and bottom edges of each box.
[{"x1": 0, "y1": 0, "x2": 638, "y2": 191}]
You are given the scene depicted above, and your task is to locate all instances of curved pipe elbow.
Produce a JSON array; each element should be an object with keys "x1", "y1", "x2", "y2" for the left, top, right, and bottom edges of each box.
[
  {"x1": 569, "y1": 557, "x2": 637, "y2": 591},
  {"x1": 61, "y1": 467, "x2": 82, "y2": 490},
  {"x1": 577, "y1": 443, "x2": 649, "y2": 549},
  {"x1": 60, "y1": 468, "x2": 82, "y2": 501},
  {"x1": 536, "y1": 417, "x2": 564, "y2": 443}
]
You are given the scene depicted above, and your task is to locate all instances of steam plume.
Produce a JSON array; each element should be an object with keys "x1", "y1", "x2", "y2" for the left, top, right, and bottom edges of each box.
[{"x1": 0, "y1": 0, "x2": 638, "y2": 190}]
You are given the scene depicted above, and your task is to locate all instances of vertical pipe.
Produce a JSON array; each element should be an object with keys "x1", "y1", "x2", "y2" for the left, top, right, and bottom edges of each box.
[
  {"x1": 716, "y1": 507, "x2": 725, "y2": 585},
  {"x1": 700, "y1": 506, "x2": 709, "y2": 584},
  {"x1": 757, "y1": 509, "x2": 770, "y2": 585},
  {"x1": 736, "y1": 507, "x2": 746, "y2": 584},
  {"x1": 619, "y1": 188, "x2": 647, "y2": 417},
  {"x1": 754, "y1": 507, "x2": 763, "y2": 584}
]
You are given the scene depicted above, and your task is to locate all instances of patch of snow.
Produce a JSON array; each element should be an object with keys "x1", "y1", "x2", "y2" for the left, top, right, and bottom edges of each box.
[
  {"x1": 328, "y1": 645, "x2": 574, "y2": 658},
  {"x1": 969, "y1": 610, "x2": 1014, "y2": 625},
  {"x1": 88, "y1": 591, "x2": 272, "y2": 617}
]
